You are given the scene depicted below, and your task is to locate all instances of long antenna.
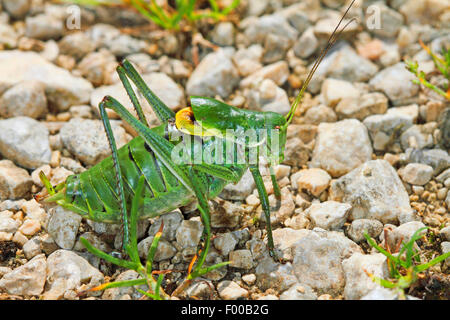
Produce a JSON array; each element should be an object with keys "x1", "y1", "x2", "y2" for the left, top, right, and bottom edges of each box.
[{"x1": 285, "y1": 0, "x2": 358, "y2": 126}]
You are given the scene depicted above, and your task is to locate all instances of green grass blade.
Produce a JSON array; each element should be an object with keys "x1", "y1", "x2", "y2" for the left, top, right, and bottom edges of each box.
[
  {"x1": 80, "y1": 237, "x2": 138, "y2": 270},
  {"x1": 146, "y1": 222, "x2": 164, "y2": 274},
  {"x1": 364, "y1": 232, "x2": 401, "y2": 265},
  {"x1": 136, "y1": 288, "x2": 158, "y2": 300},
  {"x1": 415, "y1": 251, "x2": 450, "y2": 273},
  {"x1": 90, "y1": 278, "x2": 147, "y2": 292}
]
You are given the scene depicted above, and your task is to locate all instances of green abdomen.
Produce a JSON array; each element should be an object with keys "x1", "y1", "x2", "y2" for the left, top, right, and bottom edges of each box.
[{"x1": 62, "y1": 128, "x2": 246, "y2": 223}]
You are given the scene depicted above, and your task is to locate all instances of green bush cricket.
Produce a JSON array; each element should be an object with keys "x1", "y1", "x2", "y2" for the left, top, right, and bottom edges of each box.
[{"x1": 38, "y1": 1, "x2": 358, "y2": 297}]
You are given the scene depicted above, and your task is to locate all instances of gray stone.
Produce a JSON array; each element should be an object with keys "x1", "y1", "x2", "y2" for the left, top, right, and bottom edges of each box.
[
  {"x1": 102, "y1": 270, "x2": 147, "y2": 300},
  {"x1": 262, "y1": 33, "x2": 291, "y2": 64},
  {"x1": 0, "y1": 51, "x2": 93, "y2": 111},
  {"x1": 107, "y1": 34, "x2": 148, "y2": 57},
  {"x1": 0, "y1": 80, "x2": 47, "y2": 119},
  {"x1": 245, "y1": 78, "x2": 290, "y2": 115},
  {"x1": 366, "y1": 3, "x2": 404, "y2": 38},
  {"x1": 336, "y1": 92, "x2": 388, "y2": 121},
  {"x1": 361, "y1": 287, "x2": 399, "y2": 300},
  {"x1": 240, "y1": 61, "x2": 289, "y2": 88},
  {"x1": 406, "y1": 148, "x2": 450, "y2": 176},
  {"x1": 400, "y1": 124, "x2": 435, "y2": 150},
  {"x1": 211, "y1": 22, "x2": 235, "y2": 46},
  {"x1": 321, "y1": 78, "x2": 360, "y2": 108},
  {"x1": 369, "y1": 63, "x2": 420, "y2": 105},
  {"x1": 279, "y1": 283, "x2": 317, "y2": 300},
  {"x1": 217, "y1": 280, "x2": 249, "y2": 300},
  {"x1": 303, "y1": 104, "x2": 337, "y2": 125},
  {"x1": 232, "y1": 45, "x2": 263, "y2": 77},
  {"x1": 187, "y1": 48, "x2": 239, "y2": 98},
  {"x1": 137, "y1": 236, "x2": 176, "y2": 262},
  {"x1": 244, "y1": 14, "x2": 298, "y2": 45},
  {"x1": 25, "y1": 14, "x2": 64, "y2": 40},
  {"x1": 47, "y1": 206, "x2": 82, "y2": 250},
  {"x1": 342, "y1": 253, "x2": 389, "y2": 300},
  {"x1": 176, "y1": 220, "x2": 203, "y2": 249},
  {"x1": 60, "y1": 118, "x2": 128, "y2": 166},
  {"x1": 2, "y1": 0, "x2": 31, "y2": 19},
  {"x1": 78, "y1": 49, "x2": 117, "y2": 87},
  {"x1": 310, "y1": 119, "x2": 373, "y2": 178},
  {"x1": 0, "y1": 254, "x2": 46, "y2": 296},
  {"x1": 363, "y1": 105, "x2": 419, "y2": 152},
  {"x1": 211, "y1": 200, "x2": 242, "y2": 228},
  {"x1": 293, "y1": 27, "x2": 318, "y2": 59},
  {"x1": 0, "y1": 117, "x2": 51, "y2": 169},
  {"x1": 0, "y1": 160, "x2": 33, "y2": 200},
  {"x1": 330, "y1": 160, "x2": 415, "y2": 224},
  {"x1": 59, "y1": 32, "x2": 96, "y2": 61},
  {"x1": 385, "y1": 221, "x2": 427, "y2": 250},
  {"x1": 0, "y1": 213, "x2": 20, "y2": 233},
  {"x1": 439, "y1": 226, "x2": 450, "y2": 241},
  {"x1": 306, "y1": 201, "x2": 351, "y2": 230},
  {"x1": 229, "y1": 250, "x2": 254, "y2": 269},
  {"x1": 291, "y1": 230, "x2": 362, "y2": 295},
  {"x1": 220, "y1": 169, "x2": 255, "y2": 200},
  {"x1": 23, "y1": 237, "x2": 42, "y2": 260},
  {"x1": 347, "y1": 219, "x2": 384, "y2": 243},
  {"x1": 214, "y1": 232, "x2": 238, "y2": 256},
  {"x1": 148, "y1": 210, "x2": 183, "y2": 241},
  {"x1": 442, "y1": 242, "x2": 450, "y2": 267},
  {"x1": 44, "y1": 250, "x2": 104, "y2": 300},
  {"x1": 398, "y1": 163, "x2": 433, "y2": 185},
  {"x1": 0, "y1": 24, "x2": 18, "y2": 48}
]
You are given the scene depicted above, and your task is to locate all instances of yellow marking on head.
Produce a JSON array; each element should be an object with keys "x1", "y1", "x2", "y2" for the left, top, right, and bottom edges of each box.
[{"x1": 175, "y1": 107, "x2": 217, "y2": 136}]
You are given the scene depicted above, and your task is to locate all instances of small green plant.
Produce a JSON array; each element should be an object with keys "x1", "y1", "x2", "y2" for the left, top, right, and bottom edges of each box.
[
  {"x1": 62, "y1": 0, "x2": 240, "y2": 30},
  {"x1": 364, "y1": 227, "x2": 450, "y2": 299},
  {"x1": 406, "y1": 40, "x2": 450, "y2": 101},
  {"x1": 79, "y1": 176, "x2": 227, "y2": 299}
]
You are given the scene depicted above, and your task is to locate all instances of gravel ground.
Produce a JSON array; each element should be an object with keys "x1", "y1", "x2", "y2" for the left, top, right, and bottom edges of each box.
[{"x1": 0, "y1": 0, "x2": 449, "y2": 300}]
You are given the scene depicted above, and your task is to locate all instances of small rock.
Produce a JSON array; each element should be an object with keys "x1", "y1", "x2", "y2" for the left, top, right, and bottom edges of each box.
[
  {"x1": 102, "y1": 270, "x2": 147, "y2": 300},
  {"x1": 306, "y1": 201, "x2": 351, "y2": 230},
  {"x1": 242, "y1": 274, "x2": 256, "y2": 285},
  {"x1": 214, "y1": 232, "x2": 238, "y2": 256},
  {"x1": 310, "y1": 119, "x2": 373, "y2": 177},
  {"x1": 176, "y1": 220, "x2": 203, "y2": 249},
  {"x1": 18, "y1": 219, "x2": 41, "y2": 236},
  {"x1": 369, "y1": 63, "x2": 419, "y2": 105},
  {"x1": 439, "y1": 226, "x2": 450, "y2": 241},
  {"x1": 229, "y1": 250, "x2": 254, "y2": 269},
  {"x1": 441, "y1": 242, "x2": 450, "y2": 267},
  {"x1": 59, "y1": 32, "x2": 95, "y2": 61},
  {"x1": 217, "y1": 280, "x2": 249, "y2": 300},
  {"x1": 385, "y1": 221, "x2": 427, "y2": 250},
  {"x1": 137, "y1": 236, "x2": 176, "y2": 262},
  {"x1": 293, "y1": 27, "x2": 318, "y2": 59},
  {"x1": 148, "y1": 210, "x2": 183, "y2": 241},
  {"x1": 232, "y1": 45, "x2": 263, "y2": 77},
  {"x1": 336, "y1": 92, "x2": 388, "y2": 121},
  {"x1": 330, "y1": 160, "x2": 415, "y2": 224},
  {"x1": 347, "y1": 219, "x2": 384, "y2": 243},
  {"x1": 25, "y1": 14, "x2": 64, "y2": 40},
  {"x1": 47, "y1": 206, "x2": 82, "y2": 250},
  {"x1": 23, "y1": 237, "x2": 42, "y2": 260},
  {"x1": 406, "y1": 148, "x2": 450, "y2": 176},
  {"x1": 361, "y1": 287, "x2": 399, "y2": 300},
  {"x1": 363, "y1": 104, "x2": 419, "y2": 152},
  {"x1": 291, "y1": 229, "x2": 362, "y2": 295},
  {"x1": 0, "y1": 160, "x2": 33, "y2": 200},
  {"x1": 321, "y1": 78, "x2": 360, "y2": 108},
  {"x1": 2, "y1": 0, "x2": 31, "y2": 19},
  {"x1": 303, "y1": 104, "x2": 337, "y2": 125},
  {"x1": 12, "y1": 231, "x2": 28, "y2": 246},
  {"x1": 279, "y1": 283, "x2": 317, "y2": 300},
  {"x1": 211, "y1": 199, "x2": 243, "y2": 228},
  {"x1": 44, "y1": 250, "x2": 104, "y2": 300},
  {"x1": 0, "y1": 117, "x2": 51, "y2": 169},
  {"x1": 187, "y1": 48, "x2": 239, "y2": 98},
  {"x1": 211, "y1": 22, "x2": 235, "y2": 46},
  {"x1": 342, "y1": 252, "x2": 389, "y2": 300},
  {"x1": 0, "y1": 214, "x2": 20, "y2": 233},
  {"x1": 295, "y1": 168, "x2": 331, "y2": 197},
  {"x1": 0, "y1": 50, "x2": 93, "y2": 111},
  {"x1": 77, "y1": 49, "x2": 117, "y2": 87},
  {"x1": 398, "y1": 163, "x2": 433, "y2": 185},
  {"x1": 244, "y1": 13, "x2": 298, "y2": 45},
  {"x1": 366, "y1": 3, "x2": 404, "y2": 38},
  {"x1": 245, "y1": 79, "x2": 291, "y2": 115},
  {"x1": 0, "y1": 254, "x2": 46, "y2": 296},
  {"x1": 400, "y1": 123, "x2": 436, "y2": 150},
  {"x1": 221, "y1": 169, "x2": 255, "y2": 200},
  {"x1": 21, "y1": 199, "x2": 46, "y2": 223},
  {"x1": 60, "y1": 119, "x2": 128, "y2": 166},
  {"x1": 0, "y1": 24, "x2": 18, "y2": 49},
  {"x1": 240, "y1": 61, "x2": 289, "y2": 88}
]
